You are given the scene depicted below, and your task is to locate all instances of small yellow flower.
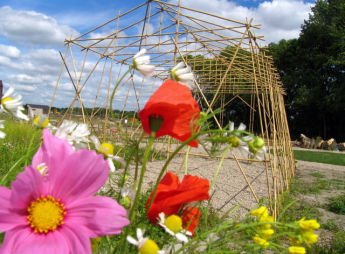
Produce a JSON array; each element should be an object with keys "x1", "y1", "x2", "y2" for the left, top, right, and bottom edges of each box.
[
  {"x1": 253, "y1": 235, "x2": 269, "y2": 248},
  {"x1": 298, "y1": 218, "x2": 320, "y2": 231},
  {"x1": 288, "y1": 246, "x2": 306, "y2": 254},
  {"x1": 251, "y1": 206, "x2": 269, "y2": 218},
  {"x1": 302, "y1": 230, "x2": 318, "y2": 245},
  {"x1": 260, "y1": 215, "x2": 274, "y2": 229},
  {"x1": 33, "y1": 115, "x2": 49, "y2": 128},
  {"x1": 260, "y1": 228, "x2": 275, "y2": 238}
]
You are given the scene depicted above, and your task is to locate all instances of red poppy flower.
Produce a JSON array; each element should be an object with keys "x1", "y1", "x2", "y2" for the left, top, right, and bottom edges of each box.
[
  {"x1": 181, "y1": 207, "x2": 202, "y2": 235},
  {"x1": 139, "y1": 79, "x2": 200, "y2": 147},
  {"x1": 146, "y1": 171, "x2": 209, "y2": 226}
]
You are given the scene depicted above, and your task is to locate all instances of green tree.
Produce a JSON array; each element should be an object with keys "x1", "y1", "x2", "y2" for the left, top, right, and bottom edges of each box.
[{"x1": 269, "y1": 0, "x2": 345, "y2": 140}]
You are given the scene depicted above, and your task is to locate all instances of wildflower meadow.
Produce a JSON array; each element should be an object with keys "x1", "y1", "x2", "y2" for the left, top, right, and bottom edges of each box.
[{"x1": 0, "y1": 49, "x2": 321, "y2": 254}]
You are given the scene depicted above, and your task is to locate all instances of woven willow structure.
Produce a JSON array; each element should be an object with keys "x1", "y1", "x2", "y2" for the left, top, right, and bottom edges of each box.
[{"x1": 50, "y1": 0, "x2": 295, "y2": 215}]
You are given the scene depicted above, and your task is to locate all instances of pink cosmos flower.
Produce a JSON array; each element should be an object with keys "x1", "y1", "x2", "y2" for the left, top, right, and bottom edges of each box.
[{"x1": 0, "y1": 129, "x2": 129, "y2": 253}]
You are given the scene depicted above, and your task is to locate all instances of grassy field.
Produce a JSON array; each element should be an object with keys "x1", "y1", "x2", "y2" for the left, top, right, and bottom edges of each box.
[
  {"x1": 293, "y1": 149, "x2": 345, "y2": 166},
  {"x1": 0, "y1": 117, "x2": 42, "y2": 186}
]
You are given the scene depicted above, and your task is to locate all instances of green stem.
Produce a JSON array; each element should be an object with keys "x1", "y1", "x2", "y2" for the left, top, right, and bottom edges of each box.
[
  {"x1": 109, "y1": 68, "x2": 131, "y2": 118},
  {"x1": 210, "y1": 147, "x2": 229, "y2": 191},
  {"x1": 184, "y1": 146, "x2": 191, "y2": 175},
  {"x1": 129, "y1": 133, "x2": 155, "y2": 221}
]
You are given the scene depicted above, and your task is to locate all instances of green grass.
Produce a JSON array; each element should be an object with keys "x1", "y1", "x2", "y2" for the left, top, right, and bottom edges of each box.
[
  {"x1": 293, "y1": 149, "x2": 345, "y2": 166},
  {"x1": 289, "y1": 175, "x2": 345, "y2": 195},
  {"x1": 310, "y1": 172, "x2": 325, "y2": 178},
  {"x1": 279, "y1": 168, "x2": 345, "y2": 254},
  {"x1": 0, "y1": 118, "x2": 41, "y2": 186},
  {"x1": 326, "y1": 194, "x2": 345, "y2": 215}
]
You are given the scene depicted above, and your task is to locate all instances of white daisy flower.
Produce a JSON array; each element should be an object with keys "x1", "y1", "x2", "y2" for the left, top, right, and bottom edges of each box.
[
  {"x1": 132, "y1": 49, "x2": 155, "y2": 77},
  {"x1": 127, "y1": 228, "x2": 165, "y2": 254},
  {"x1": 158, "y1": 213, "x2": 192, "y2": 243},
  {"x1": 54, "y1": 120, "x2": 90, "y2": 148},
  {"x1": 0, "y1": 120, "x2": 5, "y2": 139},
  {"x1": 90, "y1": 135, "x2": 125, "y2": 172},
  {"x1": 0, "y1": 87, "x2": 29, "y2": 121},
  {"x1": 170, "y1": 62, "x2": 195, "y2": 89}
]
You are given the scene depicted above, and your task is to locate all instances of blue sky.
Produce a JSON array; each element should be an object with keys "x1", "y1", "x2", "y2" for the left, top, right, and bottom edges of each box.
[{"x1": 0, "y1": 0, "x2": 316, "y2": 109}]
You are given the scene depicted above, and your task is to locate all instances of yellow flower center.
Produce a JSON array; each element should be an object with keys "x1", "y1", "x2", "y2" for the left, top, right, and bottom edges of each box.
[
  {"x1": 164, "y1": 214, "x2": 183, "y2": 233},
  {"x1": 1, "y1": 97, "x2": 13, "y2": 106},
  {"x1": 139, "y1": 239, "x2": 160, "y2": 254},
  {"x1": 99, "y1": 143, "x2": 114, "y2": 157},
  {"x1": 27, "y1": 195, "x2": 66, "y2": 233}
]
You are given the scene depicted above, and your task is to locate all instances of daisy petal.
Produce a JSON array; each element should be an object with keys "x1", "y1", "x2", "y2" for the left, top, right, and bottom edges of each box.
[
  {"x1": 127, "y1": 236, "x2": 139, "y2": 245},
  {"x1": 171, "y1": 62, "x2": 184, "y2": 71},
  {"x1": 107, "y1": 158, "x2": 116, "y2": 172},
  {"x1": 175, "y1": 233, "x2": 189, "y2": 243}
]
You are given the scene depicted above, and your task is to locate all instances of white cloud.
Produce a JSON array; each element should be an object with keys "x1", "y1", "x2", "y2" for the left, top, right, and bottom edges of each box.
[
  {"x1": 0, "y1": 44, "x2": 20, "y2": 58},
  {"x1": 168, "y1": 0, "x2": 313, "y2": 43},
  {"x1": 0, "y1": 6, "x2": 79, "y2": 46}
]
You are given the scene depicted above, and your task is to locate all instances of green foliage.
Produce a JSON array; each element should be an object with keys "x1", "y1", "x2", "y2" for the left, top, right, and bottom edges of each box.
[
  {"x1": 293, "y1": 150, "x2": 345, "y2": 166},
  {"x1": 268, "y1": 0, "x2": 345, "y2": 140},
  {"x1": 326, "y1": 195, "x2": 345, "y2": 215},
  {"x1": 0, "y1": 117, "x2": 41, "y2": 186}
]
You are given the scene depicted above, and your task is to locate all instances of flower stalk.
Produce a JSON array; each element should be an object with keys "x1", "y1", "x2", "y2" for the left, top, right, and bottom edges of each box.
[{"x1": 129, "y1": 133, "x2": 155, "y2": 222}]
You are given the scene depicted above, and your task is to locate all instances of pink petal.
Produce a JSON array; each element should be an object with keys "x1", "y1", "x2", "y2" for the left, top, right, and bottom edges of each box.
[
  {"x1": 66, "y1": 196, "x2": 129, "y2": 236},
  {"x1": 0, "y1": 227, "x2": 31, "y2": 254},
  {"x1": 0, "y1": 227, "x2": 71, "y2": 254},
  {"x1": 48, "y1": 149, "x2": 109, "y2": 202},
  {"x1": 60, "y1": 225, "x2": 91, "y2": 254},
  {"x1": 0, "y1": 187, "x2": 27, "y2": 231},
  {"x1": 10, "y1": 166, "x2": 46, "y2": 210},
  {"x1": 32, "y1": 129, "x2": 73, "y2": 172}
]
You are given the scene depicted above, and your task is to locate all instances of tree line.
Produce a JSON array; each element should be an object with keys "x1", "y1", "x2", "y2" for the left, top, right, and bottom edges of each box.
[{"x1": 268, "y1": 0, "x2": 345, "y2": 140}]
